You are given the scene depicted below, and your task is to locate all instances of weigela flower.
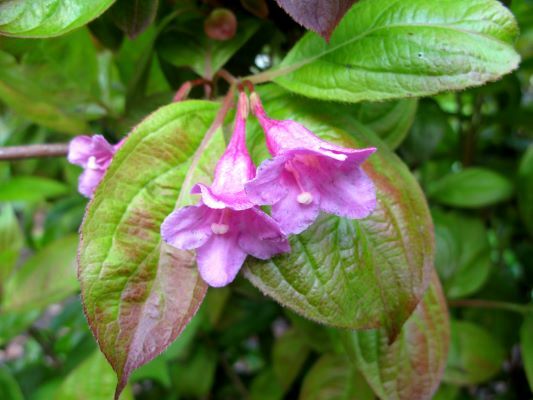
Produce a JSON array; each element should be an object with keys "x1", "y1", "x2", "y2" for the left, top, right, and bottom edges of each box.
[
  {"x1": 161, "y1": 93, "x2": 290, "y2": 287},
  {"x1": 68, "y1": 135, "x2": 124, "y2": 198},
  {"x1": 245, "y1": 92, "x2": 377, "y2": 235}
]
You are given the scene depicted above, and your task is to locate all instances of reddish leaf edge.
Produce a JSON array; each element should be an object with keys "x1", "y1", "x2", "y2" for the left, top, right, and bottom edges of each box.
[
  {"x1": 76, "y1": 131, "x2": 209, "y2": 399},
  {"x1": 113, "y1": 250, "x2": 207, "y2": 399},
  {"x1": 78, "y1": 235, "x2": 208, "y2": 400}
]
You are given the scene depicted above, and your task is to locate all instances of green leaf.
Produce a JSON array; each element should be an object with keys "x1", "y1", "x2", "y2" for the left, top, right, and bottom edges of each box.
[
  {"x1": 110, "y1": 0, "x2": 159, "y2": 39},
  {"x1": 273, "y1": 0, "x2": 520, "y2": 102},
  {"x1": 0, "y1": 30, "x2": 121, "y2": 134},
  {"x1": 355, "y1": 99, "x2": 418, "y2": 150},
  {"x1": 518, "y1": 145, "x2": 533, "y2": 237},
  {"x1": 520, "y1": 314, "x2": 533, "y2": 391},
  {"x1": 250, "y1": 369, "x2": 284, "y2": 400},
  {"x1": 0, "y1": 176, "x2": 69, "y2": 202},
  {"x1": 299, "y1": 354, "x2": 375, "y2": 400},
  {"x1": 0, "y1": 366, "x2": 23, "y2": 400},
  {"x1": 272, "y1": 329, "x2": 310, "y2": 391},
  {"x1": 433, "y1": 210, "x2": 491, "y2": 299},
  {"x1": 53, "y1": 351, "x2": 133, "y2": 400},
  {"x1": 115, "y1": 26, "x2": 168, "y2": 105},
  {"x1": 41, "y1": 195, "x2": 86, "y2": 245},
  {"x1": 0, "y1": 0, "x2": 116, "y2": 38},
  {"x1": 340, "y1": 272, "x2": 450, "y2": 400},
  {"x1": 0, "y1": 204, "x2": 23, "y2": 283},
  {"x1": 96, "y1": 51, "x2": 126, "y2": 118},
  {"x1": 130, "y1": 355, "x2": 171, "y2": 388},
  {"x1": 432, "y1": 384, "x2": 460, "y2": 400},
  {"x1": 78, "y1": 100, "x2": 223, "y2": 396},
  {"x1": 2, "y1": 235, "x2": 79, "y2": 312},
  {"x1": 0, "y1": 309, "x2": 40, "y2": 346},
  {"x1": 244, "y1": 87, "x2": 434, "y2": 339},
  {"x1": 400, "y1": 102, "x2": 451, "y2": 165},
  {"x1": 444, "y1": 320, "x2": 506, "y2": 385},
  {"x1": 202, "y1": 287, "x2": 231, "y2": 328},
  {"x1": 159, "y1": 18, "x2": 259, "y2": 78},
  {"x1": 286, "y1": 311, "x2": 334, "y2": 353},
  {"x1": 168, "y1": 347, "x2": 217, "y2": 397},
  {"x1": 428, "y1": 168, "x2": 514, "y2": 208}
]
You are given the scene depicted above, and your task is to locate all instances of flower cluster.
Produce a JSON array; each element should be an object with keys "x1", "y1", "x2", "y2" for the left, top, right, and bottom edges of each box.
[
  {"x1": 163, "y1": 92, "x2": 377, "y2": 287},
  {"x1": 68, "y1": 135, "x2": 124, "y2": 198},
  {"x1": 68, "y1": 92, "x2": 377, "y2": 287}
]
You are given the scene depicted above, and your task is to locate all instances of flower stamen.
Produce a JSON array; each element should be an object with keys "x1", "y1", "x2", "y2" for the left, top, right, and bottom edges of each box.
[
  {"x1": 212, "y1": 209, "x2": 230, "y2": 234},
  {"x1": 297, "y1": 192, "x2": 313, "y2": 205},
  {"x1": 211, "y1": 223, "x2": 229, "y2": 235},
  {"x1": 87, "y1": 156, "x2": 98, "y2": 170},
  {"x1": 285, "y1": 161, "x2": 314, "y2": 205}
]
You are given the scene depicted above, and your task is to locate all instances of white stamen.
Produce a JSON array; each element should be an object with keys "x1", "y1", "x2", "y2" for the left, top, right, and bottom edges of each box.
[
  {"x1": 297, "y1": 192, "x2": 313, "y2": 205},
  {"x1": 87, "y1": 156, "x2": 98, "y2": 170},
  {"x1": 211, "y1": 223, "x2": 229, "y2": 235}
]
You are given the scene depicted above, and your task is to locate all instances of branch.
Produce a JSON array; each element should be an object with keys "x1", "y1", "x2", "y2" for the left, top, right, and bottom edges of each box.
[
  {"x1": 0, "y1": 143, "x2": 69, "y2": 161},
  {"x1": 176, "y1": 86, "x2": 236, "y2": 206},
  {"x1": 448, "y1": 299, "x2": 533, "y2": 315}
]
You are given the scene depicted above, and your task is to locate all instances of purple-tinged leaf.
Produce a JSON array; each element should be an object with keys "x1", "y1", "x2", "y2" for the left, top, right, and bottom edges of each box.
[
  {"x1": 274, "y1": 0, "x2": 357, "y2": 40},
  {"x1": 340, "y1": 271, "x2": 450, "y2": 400},
  {"x1": 78, "y1": 101, "x2": 224, "y2": 398},
  {"x1": 244, "y1": 87, "x2": 434, "y2": 339},
  {"x1": 110, "y1": 0, "x2": 159, "y2": 39}
]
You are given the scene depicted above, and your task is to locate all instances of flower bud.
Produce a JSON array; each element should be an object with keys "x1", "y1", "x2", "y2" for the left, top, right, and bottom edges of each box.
[{"x1": 204, "y1": 8, "x2": 237, "y2": 41}]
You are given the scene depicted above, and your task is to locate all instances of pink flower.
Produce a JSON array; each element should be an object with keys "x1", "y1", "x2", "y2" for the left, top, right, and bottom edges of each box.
[
  {"x1": 161, "y1": 93, "x2": 290, "y2": 287},
  {"x1": 68, "y1": 135, "x2": 124, "y2": 198},
  {"x1": 245, "y1": 92, "x2": 377, "y2": 235}
]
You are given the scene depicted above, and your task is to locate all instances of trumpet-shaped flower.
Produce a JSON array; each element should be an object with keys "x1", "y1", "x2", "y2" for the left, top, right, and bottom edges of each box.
[
  {"x1": 161, "y1": 93, "x2": 290, "y2": 287},
  {"x1": 68, "y1": 135, "x2": 124, "y2": 198},
  {"x1": 245, "y1": 92, "x2": 377, "y2": 234}
]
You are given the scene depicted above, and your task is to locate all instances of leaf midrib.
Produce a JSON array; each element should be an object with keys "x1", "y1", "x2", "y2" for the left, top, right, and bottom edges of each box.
[
  {"x1": 278, "y1": 20, "x2": 515, "y2": 78},
  {"x1": 83, "y1": 104, "x2": 215, "y2": 322}
]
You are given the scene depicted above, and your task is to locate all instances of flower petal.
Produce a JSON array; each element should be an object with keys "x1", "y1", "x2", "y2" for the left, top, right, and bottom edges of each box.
[
  {"x1": 192, "y1": 183, "x2": 254, "y2": 210},
  {"x1": 245, "y1": 155, "x2": 290, "y2": 205},
  {"x1": 315, "y1": 159, "x2": 377, "y2": 219},
  {"x1": 271, "y1": 177, "x2": 321, "y2": 235},
  {"x1": 196, "y1": 233, "x2": 247, "y2": 287},
  {"x1": 265, "y1": 120, "x2": 324, "y2": 155},
  {"x1": 68, "y1": 136, "x2": 94, "y2": 166},
  {"x1": 68, "y1": 135, "x2": 116, "y2": 168},
  {"x1": 161, "y1": 204, "x2": 215, "y2": 250},
  {"x1": 237, "y1": 208, "x2": 291, "y2": 259},
  {"x1": 320, "y1": 146, "x2": 376, "y2": 163},
  {"x1": 114, "y1": 137, "x2": 127, "y2": 151},
  {"x1": 78, "y1": 168, "x2": 105, "y2": 198},
  {"x1": 210, "y1": 140, "x2": 256, "y2": 195}
]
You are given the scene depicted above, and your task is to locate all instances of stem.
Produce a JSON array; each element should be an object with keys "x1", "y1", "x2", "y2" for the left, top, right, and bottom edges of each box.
[
  {"x1": 243, "y1": 62, "x2": 304, "y2": 85},
  {"x1": 0, "y1": 143, "x2": 69, "y2": 161},
  {"x1": 215, "y1": 69, "x2": 238, "y2": 85},
  {"x1": 173, "y1": 79, "x2": 213, "y2": 102},
  {"x1": 448, "y1": 299, "x2": 533, "y2": 315},
  {"x1": 176, "y1": 86, "x2": 236, "y2": 206}
]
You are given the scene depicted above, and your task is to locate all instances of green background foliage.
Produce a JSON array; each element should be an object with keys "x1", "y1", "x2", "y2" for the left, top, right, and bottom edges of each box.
[{"x1": 0, "y1": 0, "x2": 532, "y2": 399}]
